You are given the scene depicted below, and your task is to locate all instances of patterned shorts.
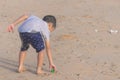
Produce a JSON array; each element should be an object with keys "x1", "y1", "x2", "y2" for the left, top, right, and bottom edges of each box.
[{"x1": 19, "y1": 32, "x2": 45, "y2": 53}]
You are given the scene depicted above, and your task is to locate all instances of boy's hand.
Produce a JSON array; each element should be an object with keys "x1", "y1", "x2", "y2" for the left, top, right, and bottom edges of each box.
[
  {"x1": 49, "y1": 63, "x2": 57, "y2": 71},
  {"x1": 7, "y1": 24, "x2": 15, "y2": 32}
]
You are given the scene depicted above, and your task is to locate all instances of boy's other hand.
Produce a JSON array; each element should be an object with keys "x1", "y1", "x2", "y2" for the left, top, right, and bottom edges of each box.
[
  {"x1": 7, "y1": 24, "x2": 14, "y2": 32},
  {"x1": 49, "y1": 63, "x2": 57, "y2": 71}
]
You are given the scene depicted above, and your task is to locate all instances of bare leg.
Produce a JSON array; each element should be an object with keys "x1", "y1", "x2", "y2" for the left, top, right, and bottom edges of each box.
[
  {"x1": 36, "y1": 50, "x2": 45, "y2": 74},
  {"x1": 18, "y1": 51, "x2": 26, "y2": 73}
]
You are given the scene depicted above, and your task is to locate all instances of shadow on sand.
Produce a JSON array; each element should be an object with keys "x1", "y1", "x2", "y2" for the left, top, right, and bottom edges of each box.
[{"x1": 0, "y1": 57, "x2": 36, "y2": 74}]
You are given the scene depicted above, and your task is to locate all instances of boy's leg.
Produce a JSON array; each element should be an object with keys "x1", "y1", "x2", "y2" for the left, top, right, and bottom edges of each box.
[
  {"x1": 18, "y1": 33, "x2": 29, "y2": 73},
  {"x1": 29, "y1": 32, "x2": 45, "y2": 74},
  {"x1": 36, "y1": 50, "x2": 45, "y2": 74},
  {"x1": 18, "y1": 51, "x2": 27, "y2": 73}
]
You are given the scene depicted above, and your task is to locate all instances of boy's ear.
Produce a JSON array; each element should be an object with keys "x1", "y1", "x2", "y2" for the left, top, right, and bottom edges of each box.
[
  {"x1": 48, "y1": 22, "x2": 53, "y2": 27},
  {"x1": 48, "y1": 23, "x2": 55, "y2": 32}
]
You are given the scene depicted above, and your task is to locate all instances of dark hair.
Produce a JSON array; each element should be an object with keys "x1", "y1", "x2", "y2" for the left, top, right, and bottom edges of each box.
[{"x1": 43, "y1": 15, "x2": 56, "y2": 28}]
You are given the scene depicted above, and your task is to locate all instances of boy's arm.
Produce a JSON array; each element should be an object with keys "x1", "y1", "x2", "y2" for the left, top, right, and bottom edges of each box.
[
  {"x1": 7, "y1": 14, "x2": 29, "y2": 32},
  {"x1": 12, "y1": 14, "x2": 29, "y2": 26},
  {"x1": 45, "y1": 40, "x2": 56, "y2": 70}
]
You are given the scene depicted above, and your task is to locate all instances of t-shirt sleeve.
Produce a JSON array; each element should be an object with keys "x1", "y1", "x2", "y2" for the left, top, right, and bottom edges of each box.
[
  {"x1": 39, "y1": 20, "x2": 50, "y2": 41},
  {"x1": 41, "y1": 30, "x2": 50, "y2": 41},
  {"x1": 44, "y1": 31, "x2": 50, "y2": 41}
]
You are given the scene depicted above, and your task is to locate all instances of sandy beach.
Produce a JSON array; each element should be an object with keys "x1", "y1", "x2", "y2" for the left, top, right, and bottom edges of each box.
[{"x1": 0, "y1": 0, "x2": 120, "y2": 80}]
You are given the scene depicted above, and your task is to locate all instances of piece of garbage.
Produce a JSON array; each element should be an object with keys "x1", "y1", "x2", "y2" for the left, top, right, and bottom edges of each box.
[
  {"x1": 109, "y1": 29, "x2": 118, "y2": 34},
  {"x1": 51, "y1": 68, "x2": 55, "y2": 73},
  {"x1": 94, "y1": 29, "x2": 98, "y2": 32}
]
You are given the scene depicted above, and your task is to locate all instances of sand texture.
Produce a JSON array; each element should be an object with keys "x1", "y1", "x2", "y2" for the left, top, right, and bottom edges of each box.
[{"x1": 0, "y1": 0, "x2": 120, "y2": 80}]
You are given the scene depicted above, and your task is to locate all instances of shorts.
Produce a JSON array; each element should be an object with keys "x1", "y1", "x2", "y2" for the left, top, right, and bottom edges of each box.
[{"x1": 19, "y1": 32, "x2": 45, "y2": 53}]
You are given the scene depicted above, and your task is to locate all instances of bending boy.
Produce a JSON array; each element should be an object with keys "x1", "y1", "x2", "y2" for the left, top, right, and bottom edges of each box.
[{"x1": 7, "y1": 14, "x2": 57, "y2": 74}]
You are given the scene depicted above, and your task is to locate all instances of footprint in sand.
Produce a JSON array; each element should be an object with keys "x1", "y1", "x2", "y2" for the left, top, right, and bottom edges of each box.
[
  {"x1": 82, "y1": 15, "x2": 93, "y2": 18},
  {"x1": 59, "y1": 34, "x2": 77, "y2": 40}
]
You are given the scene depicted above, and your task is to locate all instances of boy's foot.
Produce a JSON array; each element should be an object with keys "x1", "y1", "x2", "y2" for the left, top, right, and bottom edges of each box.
[
  {"x1": 37, "y1": 70, "x2": 45, "y2": 74},
  {"x1": 18, "y1": 66, "x2": 26, "y2": 73},
  {"x1": 36, "y1": 67, "x2": 50, "y2": 75},
  {"x1": 36, "y1": 70, "x2": 50, "y2": 76}
]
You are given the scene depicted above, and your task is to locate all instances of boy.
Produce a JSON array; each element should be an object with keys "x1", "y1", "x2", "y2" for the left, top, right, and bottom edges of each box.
[{"x1": 7, "y1": 14, "x2": 56, "y2": 74}]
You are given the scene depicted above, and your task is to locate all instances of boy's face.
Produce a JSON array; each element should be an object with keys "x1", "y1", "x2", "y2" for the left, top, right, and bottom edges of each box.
[{"x1": 48, "y1": 23, "x2": 55, "y2": 32}]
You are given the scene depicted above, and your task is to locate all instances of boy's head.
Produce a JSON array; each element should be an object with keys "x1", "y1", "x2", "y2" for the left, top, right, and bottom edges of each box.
[{"x1": 43, "y1": 15, "x2": 56, "y2": 32}]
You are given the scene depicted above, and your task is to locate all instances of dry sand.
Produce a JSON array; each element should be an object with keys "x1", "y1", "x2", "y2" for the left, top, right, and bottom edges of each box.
[{"x1": 0, "y1": 0, "x2": 120, "y2": 80}]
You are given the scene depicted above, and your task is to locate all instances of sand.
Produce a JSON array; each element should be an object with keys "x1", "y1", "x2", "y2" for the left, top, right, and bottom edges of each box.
[{"x1": 0, "y1": 0, "x2": 120, "y2": 80}]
